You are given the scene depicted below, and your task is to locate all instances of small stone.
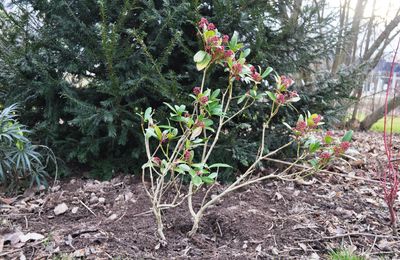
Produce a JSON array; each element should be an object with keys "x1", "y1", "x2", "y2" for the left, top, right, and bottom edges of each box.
[
  {"x1": 108, "y1": 214, "x2": 118, "y2": 220},
  {"x1": 54, "y1": 203, "x2": 68, "y2": 215},
  {"x1": 124, "y1": 192, "x2": 134, "y2": 201},
  {"x1": 71, "y1": 248, "x2": 86, "y2": 258},
  {"x1": 71, "y1": 207, "x2": 79, "y2": 214},
  {"x1": 98, "y1": 197, "x2": 105, "y2": 204},
  {"x1": 51, "y1": 185, "x2": 61, "y2": 192},
  {"x1": 115, "y1": 194, "x2": 124, "y2": 201},
  {"x1": 89, "y1": 196, "x2": 98, "y2": 204}
]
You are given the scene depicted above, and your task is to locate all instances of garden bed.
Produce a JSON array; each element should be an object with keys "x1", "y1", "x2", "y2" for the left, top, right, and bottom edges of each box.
[{"x1": 1, "y1": 131, "x2": 400, "y2": 259}]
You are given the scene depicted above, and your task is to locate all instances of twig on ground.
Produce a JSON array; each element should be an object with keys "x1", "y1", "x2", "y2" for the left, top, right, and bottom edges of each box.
[
  {"x1": 216, "y1": 221, "x2": 222, "y2": 237},
  {"x1": 24, "y1": 216, "x2": 28, "y2": 229},
  {"x1": 78, "y1": 200, "x2": 96, "y2": 216},
  {"x1": 132, "y1": 210, "x2": 153, "y2": 217},
  {"x1": 298, "y1": 232, "x2": 400, "y2": 243},
  {"x1": 71, "y1": 227, "x2": 99, "y2": 237},
  {"x1": 264, "y1": 158, "x2": 380, "y2": 183}
]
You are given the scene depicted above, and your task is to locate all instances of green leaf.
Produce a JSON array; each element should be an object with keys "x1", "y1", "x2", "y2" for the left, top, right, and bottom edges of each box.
[
  {"x1": 163, "y1": 102, "x2": 176, "y2": 112},
  {"x1": 262, "y1": 67, "x2": 273, "y2": 78},
  {"x1": 287, "y1": 96, "x2": 300, "y2": 103},
  {"x1": 266, "y1": 91, "x2": 276, "y2": 101},
  {"x1": 204, "y1": 30, "x2": 216, "y2": 39},
  {"x1": 237, "y1": 94, "x2": 246, "y2": 105},
  {"x1": 282, "y1": 122, "x2": 292, "y2": 130},
  {"x1": 309, "y1": 142, "x2": 321, "y2": 153},
  {"x1": 192, "y1": 175, "x2": 203, "y2": 186},
  {"x1": 191, "y1": 163, "x2": 205, "y2": 169},
  {"x1": 154, "y1": 125, "x2": 162, "y2": 140},
  {"x1": 209, "y1": 163, "x2": 232, "y2": 169},
  {"x1": 203, "y1": 119, "x2": 214, "y2": 127},
  {"x1": 211, "y1": 89, "x2": 221, "y2": 99},
  {"x1": 342, "y1": 130, "x2": 353, "y2": 142},
  {"x1": 145, "y1": 128, "x2": 157, "y2": 139},
  {"x1": 230, "y1": 31, "x2": 238, "y2": 49},
  {"x1": 208, "y1": 172, "x2": 218, "y2": 179},
  {"x1": 324, "y1": 135, "x2": 333, "y2": 144},
  {"x1": 193, "y1": 50, "x2": 207, "y2": 62},
  {"x1": 309, "y1": 159, "x2": 318, "y2": 168},
  {"x1": 240, "y1": 49, "x2": 250, "y2": 59},
  {"x1": 144, "y1": 107, "x2": 152, "y2": 121},
  {"x1": 196, "y1": 53, "x2": 212, "y2": 71},
  {"x1": 190, "y1": 127, "x2": 203, "y2": 140},
  {"x1": 178, "y1": 164, "x2": 191, "y2": 172},
  {"x1": 201, "y1": 176, "x2": 214, "y2": 184}
]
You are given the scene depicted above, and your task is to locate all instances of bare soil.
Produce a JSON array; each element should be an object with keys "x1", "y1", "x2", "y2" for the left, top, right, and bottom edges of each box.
[{"x1": 1, "y1": 131, "x2": 400, "y2": 259}]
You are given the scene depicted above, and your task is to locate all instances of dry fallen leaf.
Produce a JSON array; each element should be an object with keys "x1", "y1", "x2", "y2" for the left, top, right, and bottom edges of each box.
[
  {"x1": 3, "y1": 231, "x2": 24, "y2": 246},
  {"x1": 298, "y1": 242, "x2": 307, "y2": 252},
  {"x1": 20, "y1": 233, "x2": 45, "y2": 243}
]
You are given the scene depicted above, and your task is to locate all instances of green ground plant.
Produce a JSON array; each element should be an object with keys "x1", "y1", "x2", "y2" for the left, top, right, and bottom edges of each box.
[
  {"x1": 0, "y1": 104, "x2": 57, "y2": 192},
  {"x1": 328, "y1": 248, "x2": 366, "y2": 260}
]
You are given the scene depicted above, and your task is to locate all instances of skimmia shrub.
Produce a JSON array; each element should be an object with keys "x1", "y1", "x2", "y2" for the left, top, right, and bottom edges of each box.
[
  {"x1": 0, "y1": 104, "x2": 57, "y2": 192},
  {"x1": 140, "y1": 19, "x2": 352, "y2": 242}
]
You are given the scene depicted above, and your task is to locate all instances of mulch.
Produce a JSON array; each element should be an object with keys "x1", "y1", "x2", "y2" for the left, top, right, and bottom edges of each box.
[{"x1": 1, "y1": 131, "x2": 400, "y2": 259}]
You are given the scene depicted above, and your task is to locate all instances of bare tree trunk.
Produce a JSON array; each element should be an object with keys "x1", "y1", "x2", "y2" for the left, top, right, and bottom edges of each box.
[
  {"x1": 350, "y1": 0, "x2": 376, "y2": 122},
  {"x1": 345, "y1": 0, "x2": 367, "y2": 66},
  {"x1": 360, "y1": 97, "x2": 400, "y2": 130},
  {"x1": 331, "y1": 0, "x2": 349, "y2": 74}
]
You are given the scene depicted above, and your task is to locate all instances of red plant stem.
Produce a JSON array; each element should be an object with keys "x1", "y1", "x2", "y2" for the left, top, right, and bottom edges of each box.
[{"x1": 382, "y1": 37, "x2": 400, "y2": 226}]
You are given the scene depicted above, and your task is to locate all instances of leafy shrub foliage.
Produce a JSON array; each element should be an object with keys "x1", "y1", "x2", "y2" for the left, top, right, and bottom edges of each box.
[
  {"x1": 0, "y1": 104, "x2": 56, "y2": 191},
  {"x1": 0, "y1": 1, "x2": 342, "y2": 178},
  {"x1": 140, "y1": 18, "x2": 353, "y2": 242}
]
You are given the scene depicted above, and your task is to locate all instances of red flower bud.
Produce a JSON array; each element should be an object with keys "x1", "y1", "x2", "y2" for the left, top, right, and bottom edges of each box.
[
  {"x1": 312, "y1": 114, "x2": 322, "y2": 125},
  {"x1": 222, "y1": 35, "x2": 229, "y2": 43},
  {"x1": 319, "y1": 152, "x2": 331, "y2": 160},
  {"x1": 281, "y1": 75, "x2": 294, "y2": 88},
  {"x1": 232, "y1": 62, "x2": 242, "y2": 75},
  {"x1": 193, "y1": 87, "x2": 201, "y2": 95},
  {"x1": 195, "y1": 120, "x2": 205, "y2": 128},
  {"x1": 277, "y1": 93, "x2": 286, "y2": 104},
  {"x1": 295, "y1": 120, "x2": 307, "y2": 132},
  {"x1": 340, "y1": 141, "x2": 350, "y2": 151},
  {"x1": 199, "y1": 95, "x2": 209, "y2": 105},
  {"x1": 152, "y1": 156, "x2": 161, "y2": 166},
  {"x1": 224, "y1": 50, "x2": 234, "y2": 58},
  {"x1": 251, "y1": 72, "x2": 262, "y2": 82},
  {"x1": 184, "y1": 150, "x2": 191, "y2": 162},
  {"x1": 198, "y1": 17, "x2": 209, "y2": 29},
  {"x1": 207, "y1": 23, "x2": 216, "y2": 30}
]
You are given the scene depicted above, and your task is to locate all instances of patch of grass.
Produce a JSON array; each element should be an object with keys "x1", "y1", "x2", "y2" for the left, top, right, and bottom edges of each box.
[
  {"x1": 370, "y1": 117, "x2": 400, "y2": 133},
  {"x1": 328, "y1": 249, "x2": 365, "y2": 260}
]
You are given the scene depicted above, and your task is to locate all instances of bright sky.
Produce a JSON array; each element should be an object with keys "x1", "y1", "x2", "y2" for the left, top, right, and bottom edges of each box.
[{"x1": 326, "y1": 0, "x2": 400, "y2": 61}]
